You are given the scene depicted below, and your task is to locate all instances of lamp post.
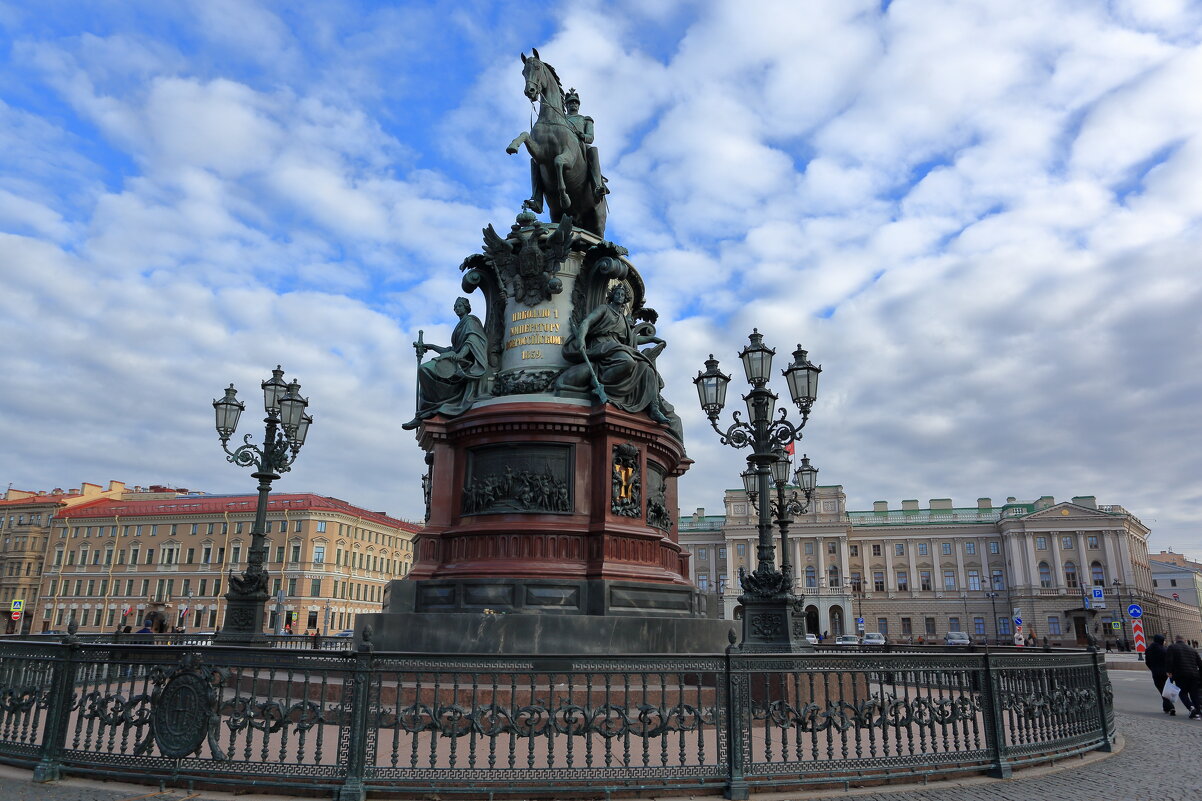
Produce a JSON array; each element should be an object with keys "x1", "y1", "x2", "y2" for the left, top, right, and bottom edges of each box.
[
  {"x1": 323, "y1": 599, "x2": 331, "y2": 637},
  {"x1": 742, "y1": 451, "x2": 819, "y2": 582},
  {"x1": 212, "y1": 366, "x2": 312, "y2": 644},
  {"x1": 1112, "y1": 579, "x2": 1128, "y2": 652},
  {"x1": 985, "y1": 591, "x2": 999, "y2": 646},
  {"x1": 695, "y1": 332, "x2": 820, "y2": 652}
]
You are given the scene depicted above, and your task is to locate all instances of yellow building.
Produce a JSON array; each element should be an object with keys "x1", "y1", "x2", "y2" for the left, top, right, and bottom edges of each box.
[{"x1": 37, "y1": 490, "x2": 420, "y2": 635}]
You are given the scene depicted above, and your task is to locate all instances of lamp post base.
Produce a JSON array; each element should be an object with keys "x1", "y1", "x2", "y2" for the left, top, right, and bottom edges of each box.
[
  {"x1": 215, "y1": 592, "x2": 269, "y2": 645},
  {"x1": 734, "y1": 593, "x2": 814, "y2": 653}
]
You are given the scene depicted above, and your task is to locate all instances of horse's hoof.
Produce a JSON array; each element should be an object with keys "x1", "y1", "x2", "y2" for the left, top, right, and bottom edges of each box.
[{"x1": 505, "y1": 146, "x2": 518, "y2": 155}]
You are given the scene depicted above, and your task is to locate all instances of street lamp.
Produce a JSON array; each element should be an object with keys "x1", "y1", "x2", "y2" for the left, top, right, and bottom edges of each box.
[
  {"x1": 990, "y1": 589, "x2": 1000, "y2": 644},
  {"x1": 745, "y1": 450, "x2": 819, "y2": 581},
  {"x1": 695, "y1": 333, "x2": 820, "y2": 652},
  {"x1": 213, "y1": 366, "x2": 313, "y2": 644}
]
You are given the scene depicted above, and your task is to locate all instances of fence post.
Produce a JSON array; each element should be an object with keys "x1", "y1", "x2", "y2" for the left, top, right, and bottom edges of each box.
[
  {"x1": 1090, "y1": 650, "x2": 1114, "y2": 752},
  {"x1": 33, "y1": 624, "x2": 81, "y2": 783},
  {"x1": 724, "y1": 643, "x2": 749, "y2": 801},
  {"x1": 978, "y1": 652, "x2": 1011, "y2": 778},
  {"x1": 336, "y1": 631, "x2": 374, "y2": 801}
]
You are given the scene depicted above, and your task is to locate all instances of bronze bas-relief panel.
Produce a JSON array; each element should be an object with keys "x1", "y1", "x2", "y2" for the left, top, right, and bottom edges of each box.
[{"x1": 462, "y1": 443, "x2": 574, "y2": 515}]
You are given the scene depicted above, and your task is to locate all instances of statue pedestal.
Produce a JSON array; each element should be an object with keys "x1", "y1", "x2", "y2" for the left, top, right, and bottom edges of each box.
[{"x1": 362, "y1": 399, "x2": 728, "y2": 653}]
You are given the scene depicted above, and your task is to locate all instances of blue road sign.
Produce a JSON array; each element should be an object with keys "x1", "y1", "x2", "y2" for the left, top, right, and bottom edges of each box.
[
  {"x1": 1014, "y1": 616, "x2": 1022, "y2": 627},
  {"x1": 1091, "y1": 587, "x2": 1104, "y2": 599},
  {"x1": 1128, "y1": 604, "x2": 1143, "y2": 618}
]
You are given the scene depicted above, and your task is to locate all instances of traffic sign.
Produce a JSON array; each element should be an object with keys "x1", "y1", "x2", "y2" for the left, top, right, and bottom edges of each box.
[
  {"x1": 1091, "y1": 587, "x2": 1104, "y2": 600},
  {"x1": 11, "y1": 599, "x2": 23, "y2": 612},
  {"x1": 1128, "y1": 604, "x2": 1143, "y2": 618},
  {"x1": 9, "y1": 611, "x2": 19, "y2": 621},
  {"x1": 1013, "y1": 616, "x2": 1022, "y2": 627},
  {"x1": 1132, "y1": 619, "x2": 1146, "y2": 653},
  {"x1": 1173, "y1": 593, "x2": 1180, "y2": 601},
  {"x1": 1111, "y1": 622, "x2": 1121, "y2": 630}
]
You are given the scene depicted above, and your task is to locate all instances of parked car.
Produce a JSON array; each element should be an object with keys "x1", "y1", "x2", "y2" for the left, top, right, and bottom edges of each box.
[
  {"x1": 944, "y1": 631, "x2": 972, "y2": 646},
  {"x1": 805, "y1": 633, "x2": 819, "y2": 645},
  {"x1": 835, "y1": 634, "x2": 860, "y2": 646},
  {"x1": 334, "y1": 629, "x2": 355, "y2": 637},
  {"x1": 861, "y1": 632, "x2": 887, "y2": 646}
]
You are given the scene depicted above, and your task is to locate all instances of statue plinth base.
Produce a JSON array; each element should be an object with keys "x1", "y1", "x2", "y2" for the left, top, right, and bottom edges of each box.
[
  {"x1": 732, "y1": 593, "x2": 815, "y2": 654},
  {"x1": 214, "y1": 590, "x2": 270, "y2": 645}
]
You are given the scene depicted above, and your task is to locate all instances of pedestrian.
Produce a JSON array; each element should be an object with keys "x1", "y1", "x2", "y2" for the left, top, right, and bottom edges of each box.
[
  {"x1": 1145, "y1": 634, "x2": 1178, "y2": 715},
  {"x1": 1105, "y1": 639, "x2": 1113, "y2": 653},
  {"x1": 1166, "y1": 634, "x2": 1202, "y2": 719}
]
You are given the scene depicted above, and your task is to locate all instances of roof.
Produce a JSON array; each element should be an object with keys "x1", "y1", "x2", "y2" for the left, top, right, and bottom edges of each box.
[
  {"x1": 56, "y1": 493, "x2": 420, "y2": 532},
  {"x1": 0, "y1": 492, "x2": 82, "y2": 508}
]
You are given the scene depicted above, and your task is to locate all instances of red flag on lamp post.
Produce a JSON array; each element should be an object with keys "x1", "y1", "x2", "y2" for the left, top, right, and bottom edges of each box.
[{"x1": 784, "y1": 441, "x2": 795, "y2": 456}]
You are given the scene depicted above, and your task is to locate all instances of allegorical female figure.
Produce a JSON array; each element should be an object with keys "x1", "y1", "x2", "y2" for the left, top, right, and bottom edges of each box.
[
  {"x1": 554, "y1": 284, "x2": 680, "y2": 437},
  {"x1": 403, "y1": 297, "x2": 488, "y2": 429}
]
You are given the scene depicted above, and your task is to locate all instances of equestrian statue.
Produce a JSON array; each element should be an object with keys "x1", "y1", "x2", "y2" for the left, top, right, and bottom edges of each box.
[{"x1": 506, "y1": 49, "x2": 609, "y2": 237}]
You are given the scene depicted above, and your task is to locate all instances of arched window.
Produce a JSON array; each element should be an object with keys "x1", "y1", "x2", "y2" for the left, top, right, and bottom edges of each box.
[
  {"x1": 828, "y1": 565, "x2": 841, "y2": 587},
  {"x1": 805, "y1": 566, "x2": 817, "y2": 588},
  {"x1": 1064, "y1": 561, "x2": 1078, "y2": 589},
  {"x1": 1091, "y1": 562, "x2": 1105, "y2": 586},
  {"x1": 1039, "y1": 562, "x2": 1052, "y2": 588}
]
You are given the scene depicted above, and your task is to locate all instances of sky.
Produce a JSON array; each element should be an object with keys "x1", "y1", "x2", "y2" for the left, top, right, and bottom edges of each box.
[{"x1": 1, "y1": 0, "x2": 1200, "y2": 557}]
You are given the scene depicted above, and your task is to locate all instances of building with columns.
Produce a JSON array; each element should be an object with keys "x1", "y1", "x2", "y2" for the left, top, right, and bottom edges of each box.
[{"x1": 680, "y1": 488, "x2": 1201, "y2": 646}]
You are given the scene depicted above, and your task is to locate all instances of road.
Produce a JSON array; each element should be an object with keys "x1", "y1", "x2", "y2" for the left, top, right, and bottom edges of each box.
[{"x1": 0, "y1": 657, "x2": 1196, "y2": 801}]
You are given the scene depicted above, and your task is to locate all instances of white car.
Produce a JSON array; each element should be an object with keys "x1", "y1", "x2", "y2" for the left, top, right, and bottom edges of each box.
[
  {"x1": 944, "y1": 631, "x2": 972, "y2": 646},
  {"x1": 835, "y1": 634, "x2": 860, "y2": 646},
  {"x1": 805, "y1": 633, "x2": 819, "y2": 645},
  {"x1": 861, "y1": 632, "x2": 887, "y2": 646}
]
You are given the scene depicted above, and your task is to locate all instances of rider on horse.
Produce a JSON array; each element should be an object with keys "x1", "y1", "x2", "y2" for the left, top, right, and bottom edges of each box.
[{"x1": 564, "y1": 88, "x2": 607, "y2": 202}]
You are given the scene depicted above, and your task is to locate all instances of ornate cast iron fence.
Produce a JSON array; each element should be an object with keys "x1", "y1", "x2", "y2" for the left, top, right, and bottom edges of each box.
[{"x1": 0, "y1": 636, "x2": 1114, "y2": 801}]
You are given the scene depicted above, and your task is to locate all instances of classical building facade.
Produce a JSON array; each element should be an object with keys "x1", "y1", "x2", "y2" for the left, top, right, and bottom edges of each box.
[
  {"x1": 680, "y1": 487, "x2": 1201, "y2": 646},
  {"x1": 23, "y1": 487, "x2": 419, "y2": 635},
  {"x1": 1, "y1": 482, "x2": 139, "y2": 633}
]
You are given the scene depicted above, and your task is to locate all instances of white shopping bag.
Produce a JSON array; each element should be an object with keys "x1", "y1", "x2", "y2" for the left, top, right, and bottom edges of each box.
[{"x1": 1163, "y1": 679, "x2": 1181, "y2": 704}]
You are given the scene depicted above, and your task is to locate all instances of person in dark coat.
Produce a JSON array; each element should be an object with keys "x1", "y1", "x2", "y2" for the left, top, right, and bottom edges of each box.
[
  {"x1": 1145, "y1": 634, "x2": 1178, "y2": 715},
  {"x1": 1166, "y1": 634, "x2": 1202, "y2": 719}
]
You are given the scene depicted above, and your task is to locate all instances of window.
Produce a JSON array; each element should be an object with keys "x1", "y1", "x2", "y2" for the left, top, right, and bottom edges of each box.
[
  {"x1": 145, "y1": 549, "x2": 154, "y2": 564},
  {"x1": 191, "y1": 524, "x2": 199, "y2": 535},
  {"x1": 896, "y1": 571, "x2": 908, "y2": 591},
  {"x1": 1062, "y1": 536, "x2": 1073, "y2": 550},
  {"x1": 697, "y1": 574, "x2": 709, "y2": 591},
  {"x1": 1064, "y1": 561, "x2": 1079, "y2": 589},
  {"x1": 989, "y1": 541, "x2": 1000, "y2": 554},
  {"x1": 804, "y1": 542, "x2": 814, "y2": 555},
  {"x1": 851, "y1": 572, "x2": 862, "y2": 592},
  {"x1": 718, "y1": 547, "x2": 726, "y2": 559},
  {"x1": 999, "y1": 617, "x2": 1011, "y2": 635},
  {"x1": 964, "y1": 542, "x2": 976, "y2": 555},
  {"x1": 1048, "y1": 616, "x2": 1061, "y2": 635},
  {"x1": 310, "y1": 578, "x2": 322, "y2": 596},
  {"x1": 1091, "y1": 562, "x2": 1105, "y2": 586},
  {"x1": 941, "y1": 542, "x2": 952, "y2": 555},
  {"x1": 827, "y1": 541, "x2": 836, "y2": 555},
  {"x1": 313, "y1": 544, "x2": 325, "y2": 564},
  {"x1": 828, "y1": 565, "x2": 840, "y2": 587},
  {"x1": 1170, "y1": 579, "x2": 1178, "y2": 587},
  {"x1": 290, "y1": 544, "x2": 301, "y2": 563},
  {"x1": 877, "y1": 618, "x2": 888, "y2": 636},
  {"x1": 199, "y1": 579, "x2": 207, "y2": 597},
  {"x1": 872, "y1": 544, "x2": 882, "y2": 557},
  {"x1": 231, "y1": 545, "x2": 242, "y2": 564},
  {"x1": 925, "y1": 617, "x2": 936, "y2": 636},
  {"x1": 186, "y1": 548, "x2": 194, "y2": 564},
  {"x1": 901, "y1": 618, "x2": 912, "y2": 636},
  {"x1": 736, "y1": 543, "x2": 747, "y2": 558},
  {"x1": 202, "y1": 545, "x2": 212, "y2": 564},
  {"x1": 917, "y1": 542, "x2": 928, "y2": 556},
  {"x1": 718, "y1": 575, "x2": 727, "y2": 593},
  {"x1": 894, "y1": 543, "x2": 904, "y2": 557},
  {"x1": 849, "y1": 545, "x2": 859, "y2": 557},
  {"x1": 873, "y1": 571, "x2": 885, "y2": 592},
  {"x1": 967, "y1": 570, "x2": 981, "y2": 591},
  {"x1": 317, "y1": 521, "x2": 327, "y2": 533},
  {"x1": 1087, "y1": 535, "x2": 1099, "y2": 549},
  {"x1": 949, "y1": 616, "x2": 960, "y2": 631},
  {"x1": 920, "y1": 570, "x2": 932, "y2": 591},
  {"x1": 805, "y1": 566, "x2": 817, "y2": 588},
  {"x1": 942, "y1": 570, "x2": 956, "y2": 590},
  {"x1": 295, "y1": 520, "x2": 302, "y2": 533},
  {"x1": 1039, "y1": 562, "x2": 1052, "y2": 587},
  {"x1": 974, "y1": 617, "x2": 985, "y2": 635},
  {"x1": 1036, "y1": 537, "x2": 1047, "y2": 550}
]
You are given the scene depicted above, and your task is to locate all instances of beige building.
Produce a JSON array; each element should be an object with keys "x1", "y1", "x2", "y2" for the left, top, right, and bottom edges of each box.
[
  {"x1": 32, "y1": 488, "x2": 419, "y2": 635},
  {"x1": 680, "y1": 487, "x2": 1199, "y2": 647},
  {"x1": 1, "y1": 481, "x2": 138, "y2": 633}
]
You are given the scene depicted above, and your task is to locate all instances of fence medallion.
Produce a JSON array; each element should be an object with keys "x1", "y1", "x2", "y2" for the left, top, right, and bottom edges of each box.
[{"x1": 152, "y1": 671, "x2": 211, "y2": 758}]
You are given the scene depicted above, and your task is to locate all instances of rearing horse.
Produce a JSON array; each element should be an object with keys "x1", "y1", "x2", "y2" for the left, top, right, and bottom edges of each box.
[{"x1": 506, "y1": 50, "x2": 607, "y2": 237}]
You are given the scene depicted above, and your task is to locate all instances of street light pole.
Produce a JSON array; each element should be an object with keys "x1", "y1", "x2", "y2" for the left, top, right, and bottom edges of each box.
[
  {"x1": 212, "y1": 366, "x2": 313, "y2": 645},
  {"x1": 695, "y1": 333, "x2": 820, "y2": 652},
  {"x1": 986, "y1": 591, "x2": 999, "y2": 646},
  {"x1": 1113, "y1": 579, "x2": 1128, "y2": 651}
]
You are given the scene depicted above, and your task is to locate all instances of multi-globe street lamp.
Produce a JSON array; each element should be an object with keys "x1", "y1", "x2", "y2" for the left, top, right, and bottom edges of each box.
[
  {"x1": 742, "y1": 450, "x2": 818, "y2": 581},
  {"x1": 695, "y1": 330, "x2": 820, "y2": 652},
  {"x1": 212, "y1": 366, "x2": 312, "y2": 644}
]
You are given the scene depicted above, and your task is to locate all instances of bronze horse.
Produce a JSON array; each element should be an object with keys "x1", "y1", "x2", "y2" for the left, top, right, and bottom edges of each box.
[{"x1": 506, "y1": 50, "x2": 607, "y2": 236}]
